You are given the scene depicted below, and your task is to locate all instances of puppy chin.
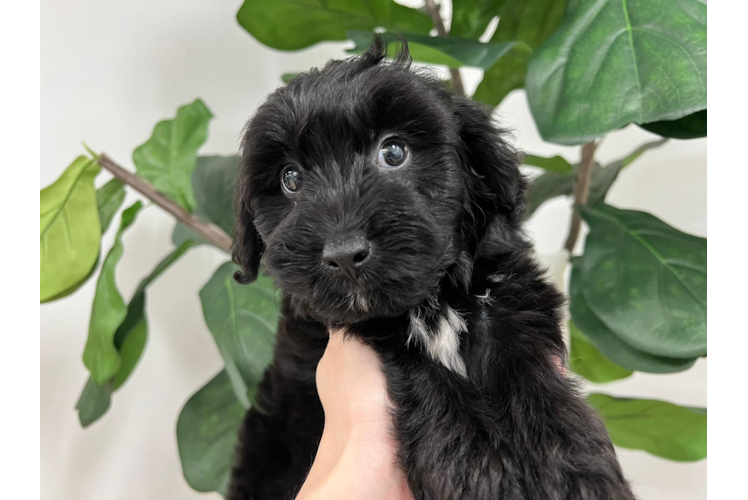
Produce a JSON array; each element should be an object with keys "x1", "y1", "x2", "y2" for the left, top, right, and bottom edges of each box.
[
  {"x1": 277, "y1": 268, "x2": 443, "y2": 326},
  {"x1": 307, "y1": 289, "x2": 425, "y2": 325}
]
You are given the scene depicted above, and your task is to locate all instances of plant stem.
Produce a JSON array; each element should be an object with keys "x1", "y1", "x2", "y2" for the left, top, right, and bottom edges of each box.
[
  {"x1": 97, "y1": 154, "x2": 232, "y2": 253},
  {"x1": 423, "y1": 0, "x2": 465, "y2": 96},
  {"x1": 564, "y1": 142, "x2": 597, "y2": 253}
]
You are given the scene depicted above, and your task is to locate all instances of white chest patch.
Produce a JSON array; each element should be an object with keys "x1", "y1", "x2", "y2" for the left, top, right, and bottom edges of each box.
[{"x1": 408, "y1": 306, "x2": 468, "y2": 378}]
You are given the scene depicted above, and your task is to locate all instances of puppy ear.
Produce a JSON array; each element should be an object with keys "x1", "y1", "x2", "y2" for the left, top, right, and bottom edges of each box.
[
  {"x1": 453, "y1": 97, "x2": 527, "y2": 225},
  {"x1": 232, "y1": 171, "x2": 264, "y2": 284}
]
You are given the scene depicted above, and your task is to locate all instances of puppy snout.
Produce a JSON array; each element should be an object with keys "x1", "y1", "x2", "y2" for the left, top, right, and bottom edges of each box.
[{"x1": 322, "y1": 235, "x2": 371, "y2": 280}]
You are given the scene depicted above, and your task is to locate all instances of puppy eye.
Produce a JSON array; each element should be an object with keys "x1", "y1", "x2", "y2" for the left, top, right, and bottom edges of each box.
[
  {"x1": 378, "y1": 140, "x2": 408, "y2": 168},
  {"x1": 281, "y1": 166, "x2": 302, "y2": 194}
]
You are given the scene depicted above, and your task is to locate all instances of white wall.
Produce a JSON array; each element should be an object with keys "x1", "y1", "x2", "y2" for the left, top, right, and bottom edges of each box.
[{"x1": 41, "y1": 1, "x2": 707, "y2": 499}]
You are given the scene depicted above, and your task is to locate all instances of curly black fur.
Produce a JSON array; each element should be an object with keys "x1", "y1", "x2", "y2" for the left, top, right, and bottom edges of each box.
[{"x1": 228, "y1": 36, "x2": 635, "y2": 500}]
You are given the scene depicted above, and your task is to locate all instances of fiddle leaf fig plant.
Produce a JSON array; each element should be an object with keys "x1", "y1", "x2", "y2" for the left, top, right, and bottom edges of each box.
[
  {"x1": 41, "y1": 0, "x2": 707, "y2": 495},
  {"x1": 525, "y1": 0, "x2": 707, "y2": 144}
]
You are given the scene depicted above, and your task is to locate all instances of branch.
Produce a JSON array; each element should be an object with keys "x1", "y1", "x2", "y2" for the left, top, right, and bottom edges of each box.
[
  {"x1": 564, "y1": 142, "x2": 597, "y2": 253},
  {"x1": 423, "y1": 0, "x2": 465, "y2": 96},
  {"x1": 97, "y1": 154, "x2": 233, "y2": 254}
]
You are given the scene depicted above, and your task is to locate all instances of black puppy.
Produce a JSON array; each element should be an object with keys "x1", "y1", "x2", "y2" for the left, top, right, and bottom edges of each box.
[{"x1": 228, "y1": 37, "x2": 635, "y2": 500}]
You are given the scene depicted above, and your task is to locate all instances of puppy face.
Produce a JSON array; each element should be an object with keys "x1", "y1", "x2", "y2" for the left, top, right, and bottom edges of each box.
[{"x1": 234, "y1": 38, "x2": 525, "y2": 324}]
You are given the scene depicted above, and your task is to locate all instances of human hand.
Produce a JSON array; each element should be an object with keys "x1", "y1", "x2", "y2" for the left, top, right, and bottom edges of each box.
[{"x1": 296, "y1": 330, "x2": 413, "y2": 500}]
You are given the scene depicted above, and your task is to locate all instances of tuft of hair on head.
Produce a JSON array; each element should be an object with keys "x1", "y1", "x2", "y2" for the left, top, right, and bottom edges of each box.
[
  {"x1": 391, "y1": 33, "x2": 412, "y2": 67},
  {"x1": 352, "y1": 33, "x2": 411, "y2": 74},
  {"x1": 359, "y1": 33, "x2": 388, "y2": 67}
]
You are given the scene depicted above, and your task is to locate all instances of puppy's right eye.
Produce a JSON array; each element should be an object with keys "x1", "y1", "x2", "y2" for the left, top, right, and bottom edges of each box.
[
  {"x1": 281, "y1": 166, "x2": 302, "y2": 194},
  {"x1": 378, "y1": 140, "x2": 408, "y2": 169}
]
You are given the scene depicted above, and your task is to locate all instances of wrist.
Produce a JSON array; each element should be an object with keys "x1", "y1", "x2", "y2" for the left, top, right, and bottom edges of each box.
[{"x1": 297, "y1": 422, "x2": 411, "y2": 499}]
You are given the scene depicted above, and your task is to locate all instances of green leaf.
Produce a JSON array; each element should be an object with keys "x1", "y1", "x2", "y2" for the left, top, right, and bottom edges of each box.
[
  {"x1": 522, "y1": 154, "x2": 573, "y2": 175},
  {"x1": 41, "y1": 257, "x2": 102, "y2": 303},
  {"x1": 75, "y1": 378, "x2": 113, "y2": 428},
  {"x1": 200, "y1": 263, "x2": 279, "y2": 408},
  {"x1": 281, "y1": 73, "x2": 300, "y2": 84},
  {"x1": 577, "y1": 205, "x2": 706, "y2": 358},
  {"x1": 172, "y1": 155, "x2": 238, "y2": 247},
  {"x1": 611, "y1": 138, "x2": 669, "y2": 171},
  {"x1": 187, "y1": 155, "x2": 237, "y2": 236},
  {"x1": 40, "y1": 156, "x2": 101, "y2": 302},
  {"x1": 83, "y1": 202, "x2": 143, "y2": 384},
  {"x1": 570, "y1": 263, "x2": 697, "y2": 373},
  {"x1": 569, "y1": 322, "x2": 632, "y2": 383},
  {"x1": 473, "y1": 0, "x2": 567, "y2": 106},
  {"x1": 110, "y1": 294, "x2": 149, "y2": 391},
  {"x1": 524, "y1": 170, "x2": 574, "y2": 219},
  {"x1": 523, "y1": 139, "x2": 665, "y2": 218},
  {"x1": 96, "y1": 179, "x2": 126, "y2": 233},
  {"x1": 588, "y1": 393, "x2": 707, "y2": 461},
  {"x1": 586, "y1": 163, "x2": 623, "y2": 208},
  {"x1": 177, "y1": 370, "x2": 246, "y2": 495},
  {"x1": 111, "y1": 240, "x2": 193, "y2": 389},
  {"x1": 640, "y1": 109, "x2": 707, "y2": 140},
  {"x1": 133, "y1": 99, "x2": 213, "y2": 211},
  {"x1": 171, "y1": 225, "x2": 202, "y2": 249},
  {"x1": 451, "y1": 0, "x2": 505, "y2": 39},
  {"x1": 347, "y1": 31, "x2": 515, "y2": 70},
  {"x1": 41, "y1": 172, "x2": 125, "y2": 304},
  {"x1": 76, "y1": 241, "x2": 195, "y2": 427},
  {"x1": 587, "y1": 139, "x2": 667, "y2": 206},
  {"x1": 526, "y1": 0, "x2": 707, "y2": 145},
  {"x1": 686, "y1": 406, "x2": 707, "y2": 415},
  {"x1": 236, "y1": 0, "x2": 432, "y2": 51}
]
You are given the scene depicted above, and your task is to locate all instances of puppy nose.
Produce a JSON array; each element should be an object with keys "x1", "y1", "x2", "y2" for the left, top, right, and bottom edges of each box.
[{"x1": 322, "y1": 236, "x2": 371, "y2": 279}]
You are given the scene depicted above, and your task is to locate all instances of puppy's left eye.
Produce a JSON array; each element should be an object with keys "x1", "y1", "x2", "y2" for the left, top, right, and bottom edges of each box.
[
  {"x1": 378, "y1": 140, "x2": 408, "y2": 168},
  {"x1": 281, "y1": 166, "x2": 302, "y2": 194}
]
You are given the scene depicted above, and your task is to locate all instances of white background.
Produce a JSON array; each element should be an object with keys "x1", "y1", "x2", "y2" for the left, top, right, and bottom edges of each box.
[{"x1": 40, "y1": 1, "x2": 707, "y2": 499}]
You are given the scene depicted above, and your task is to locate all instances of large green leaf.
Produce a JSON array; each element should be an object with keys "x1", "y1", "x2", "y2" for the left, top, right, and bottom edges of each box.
[
  {"x1": 200, "y1": 263, "x2": 279, "y2": 408},
  {"x1": 96, "y1": 179, "x2": 126, "y2": 233},
  {"x1": 570, "y1": 263, "x2": 696, "y2": 373},
  {"x1": 640, "y1": 109, "x2": 707, "y2": 140},
  {"x1": 177, "y1": 370, "x2": 246, "y2": 495},
  {"x1": 41, "y1": 177, "x2": 128, "y2": 304},
  {"x1": 237, "y1": 0, "x2": 432, "y2": 51},
  {"x1": 132, "y1": 99, "x2": 213, "y2": 211},
  {"x1": 83, "y1": 202, "x2": 143, "y2": 384},
  {"x1": 173, "y1": 156, "x2": 238, "y2": 247},
  {"x1": 569, "y1": 322, "x2": 632, "y2": 383},
  {"x1": 473, "y1": 0, "x2": 567, "y2": 107},
  {"x1": 347, "y1": 31, "x2": 515, "y2": 70},
  {"x1": 526, "y1": 0, "x2": 707, "y2": 145},
  {"x1": 41, "y1": 257, "x2": 102, "y2": 304},
  {"x1": 40, "y1": 156, "x2": 101, "y2": 302},
  {"x1": 451, "y1": 0, "x2": 505, "y2": 39},
  {"x1": 588, "y1": 393, "x2": 707, "y2": 461},
  {"x1": 578, "y1": 205, "x2": 706, "y2": 358},
  {"x1": 76, "y1": 241, "x2": 195, "y2": 427}
]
